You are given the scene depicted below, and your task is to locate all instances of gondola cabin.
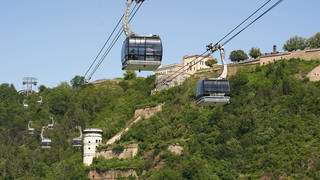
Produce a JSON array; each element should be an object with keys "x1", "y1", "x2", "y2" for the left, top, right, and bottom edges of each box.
[
  {"x1": 28, "y1": 127, "x2": 35, "y2": 135},
  {"x1": 41, "y1": 138, "x2": 52, "y2": 148},
  {"x1": 196, "y1": 79, "x2": 230, "y2": 105},
  {"x1": 72, "y1": 138, "x2": 82, "y2": 147},
  {"x1": 27, "y1": 121, "x2": 35, "y2": 135},
  {"x1": 121, "y1": 35, "x2": 162, "y2": 71},
  {"x1": 47, "y1": 123, "x2": 54, "y2": 130}
]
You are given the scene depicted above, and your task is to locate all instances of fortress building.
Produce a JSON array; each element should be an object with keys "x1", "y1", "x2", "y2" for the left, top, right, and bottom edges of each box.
[{"x1": 83, "y1": 128, "x2": 103, "y2": 166}]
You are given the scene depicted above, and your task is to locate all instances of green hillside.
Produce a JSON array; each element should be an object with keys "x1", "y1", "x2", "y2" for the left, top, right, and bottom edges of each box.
[{"x1": 1, "y1": 59, "x2": 320, "y2": 179}]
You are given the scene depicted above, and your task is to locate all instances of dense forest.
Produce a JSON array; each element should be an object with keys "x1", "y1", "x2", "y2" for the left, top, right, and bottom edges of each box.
[{"x1": 0, "y1": 58, "x2": 320, "y2": 179}]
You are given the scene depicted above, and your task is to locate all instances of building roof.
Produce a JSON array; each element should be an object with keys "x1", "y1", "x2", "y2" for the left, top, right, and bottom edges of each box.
[{"x1": 83, "y1": 128, "x2": 103, "y2": 134}]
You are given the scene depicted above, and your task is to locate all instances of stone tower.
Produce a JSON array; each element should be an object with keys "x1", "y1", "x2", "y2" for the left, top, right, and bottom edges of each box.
[{"x1": 83, "y1": 128, "x2": 103, "y2": 166}]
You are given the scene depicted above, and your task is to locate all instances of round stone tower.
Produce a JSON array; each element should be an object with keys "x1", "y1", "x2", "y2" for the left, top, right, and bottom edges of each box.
[{"x1": 83, "y1": 128, "x2": 103, "y2": 166}]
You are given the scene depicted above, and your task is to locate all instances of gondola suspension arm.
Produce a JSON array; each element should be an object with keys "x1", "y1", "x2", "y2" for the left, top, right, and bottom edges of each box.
[
  {"x1": 123, "y1": 0, "x2": 134, "y2": 37},
  {"x1": 206, "y1": 44, "x2": 227, "y2": 79},
  {"x1": 41, "y1": 126, "x2": 45, "y2": 141},
  {"x1": 124, "y1": 0, "x2": 143, "y2": 37}
]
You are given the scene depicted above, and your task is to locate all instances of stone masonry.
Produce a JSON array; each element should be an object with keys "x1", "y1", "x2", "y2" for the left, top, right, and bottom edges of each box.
[
  {"x1": 88, "y1": 169, "x2": 138, "y2": 180},
  {"x1": 307, "y1": 65, "x2": 320, "y2": 82},
  {"x1": 97, "y1": 143, "x2": 138, "y2": 160}
]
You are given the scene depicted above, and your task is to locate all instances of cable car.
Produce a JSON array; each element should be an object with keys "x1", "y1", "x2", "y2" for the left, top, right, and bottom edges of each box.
[
  {"x1": 195, "y1": 45, "x2": 231, "y2": 106},
  {"x1": 47, "y1": 124, "x2": 53, "y2": 129},
  {"x1": 72, "y1": 126, "x2": 82, "y2": 147},
  {"x1": 27, "y1": 121, "x2": 35, "y2": 135},
  {"x1": 28, "y1": 127, "x2": 35, "y2": 135},
  {"x1": 121, "y1": 35, "x2": 162, "y2": 71},
  {"x1": 23, "y1": 99, "x2": 29, "y2": 109},
  {"x1": 47, "y1": 116, "x2": 54, "y2": 129},
  {"x1": 40, "y1": 126, "x2": 52, "y2": 148},
  {"x1": 196, "y1": 79, "x2": 230, "y2": 105},
  {"x1": 41, "y1": 138, "x2": 52, "y2": 149},
  {"x1": 37, "y1": 96, "x2": 43, "y2": 104},
  {"x1": 72, "y1": 138, "x2": 82, "y2": 147},
  {"x1": 121, "y1": 0, "x2": 162, "y2": 71}
]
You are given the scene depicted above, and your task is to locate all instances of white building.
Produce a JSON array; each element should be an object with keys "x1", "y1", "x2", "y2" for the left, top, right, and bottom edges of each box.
[{"x1": 83, "y1": 128, "x2": 103, "y2": 166}]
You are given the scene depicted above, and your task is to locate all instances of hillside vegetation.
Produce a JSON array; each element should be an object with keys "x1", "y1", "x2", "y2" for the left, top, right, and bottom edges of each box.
[{"x1": 0, "y1": 59, "x2": 320, "y2": 179}]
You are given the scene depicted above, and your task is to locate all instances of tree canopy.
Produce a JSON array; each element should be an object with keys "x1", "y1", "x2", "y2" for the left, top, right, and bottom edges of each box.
[
  {"x1": 283, "y1": 36, "x2": 307, "y2": 52},
  {"x1": 308, "y1": 32, "x2": 320, "y2": 49},
  {"x1": 282, "y1": 32, "x2": 320, "y2": 52},
  {"x1": 229, "y1": 50, "x2": 248, "y2": 62},
  {"x1": 123, "y1": 70, "x2": 137, "y2": 80},
  {"x1": 70, "y1": 75, "x2": 85, "y2": 87},
  {"x1": 249, "y1": 47, "x2": 262, "y2": 59},
  {"x1": 205, "y1": 57, "x2": 218, "y2": 67}
]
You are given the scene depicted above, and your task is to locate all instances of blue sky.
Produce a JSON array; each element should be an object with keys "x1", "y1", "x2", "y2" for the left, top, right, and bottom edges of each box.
[{"x1": 1, "y1": 0, "x2": 320, "y2": 90}]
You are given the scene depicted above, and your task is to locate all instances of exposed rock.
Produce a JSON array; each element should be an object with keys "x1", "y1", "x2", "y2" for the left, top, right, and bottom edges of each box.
[
  {"x1": 90, "y1": 104, "x2": 165, "y2": 179},
  {"x1": 106, "y1": 103, "x2": 164, "y2": 145},
  {"x1": 153, "y1": 160, "x2": 165, "y2": 169},
  {"x1": 307, "y1": 65, "x2": 320, "y2": 82},
  {"x1": 168, "y1": 144, "x2": 183, "y2": 155},
  {"x1": 97, "y1": 143, "x2": 138, "y2": 160},
  {"x1": 260, "y1": 175, "x2": 271, "y2": 180},
  {"x1": 88, "y1": 169, "x2": 137, "y2": 180},
  {"x1": 134, "y1": 103, "x2": 164, "y2": 119}
]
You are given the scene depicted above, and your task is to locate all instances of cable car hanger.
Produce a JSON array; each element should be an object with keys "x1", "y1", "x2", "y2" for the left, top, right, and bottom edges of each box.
[
  {"x1": 121, "y1": 0, "x2": 162, "y2": 72},
  {"x1": 41, "y1": 126, "x2": 52, "y2": 148},
  {"x1": 84, "y1": 1, "x2": 143, "y2": 82},
  {"x1": 27, "y1": 121, "x2": 35, "y2": 135},
  {"x1": 196, "y1": 45, "x2": 231, "y2": 105},
  {"x1": 72, "y1": 126, "x2": 83, "y2": 147}
]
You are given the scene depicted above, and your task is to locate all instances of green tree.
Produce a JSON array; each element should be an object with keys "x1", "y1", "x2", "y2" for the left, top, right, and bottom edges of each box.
[
  {"x1": 229, "y1": 50, "x2": 248, "y2": 62},
  {"x1": 70, "y1": 75, "x2": 85, "y2": 87},
  {"x1": 205, "y1": 57, "x2": 218, "y2": 67},
  {"x1": 249, "y1": 47, "x2": 262, "y2": 59},
  {"x1": 123, "y1": 70, "x2": 136, "y2": 80},
  {"x1": 0, "y1": 83, "x2": 17, "y2": 100},
  {"x1": 38, "y1": 85, "x2": 47, "y2": 93},
  {"x1": 283, "y1": 35, "x2": 307, "y2": 51},
  {"x1": 308, "y1": 32, "x2": 320, "y2": 49},
  {"x1": 147, "y1": 169, "x2": 183, "y2": 180}
]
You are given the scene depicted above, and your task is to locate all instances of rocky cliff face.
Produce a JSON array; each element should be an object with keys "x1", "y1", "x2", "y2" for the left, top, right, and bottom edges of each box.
[
  {"x1": 97, "y1": 143, "x2": 138, "y2": 160},
  {"x1": 133, "y1": 103, "x2": 164, "y2": 119},
  {"x1": 90, "y1": 104, "x2": 165, "y2": 179},
  {"x1": 307, "y1": 65, "x2": 320, "y2": 81},
  {"x1": 106, "y1": 103, "x2": 164, "y2": 145},
  {"x1": 88, "y1": 169, "x2": 138, "y2": 180}
]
